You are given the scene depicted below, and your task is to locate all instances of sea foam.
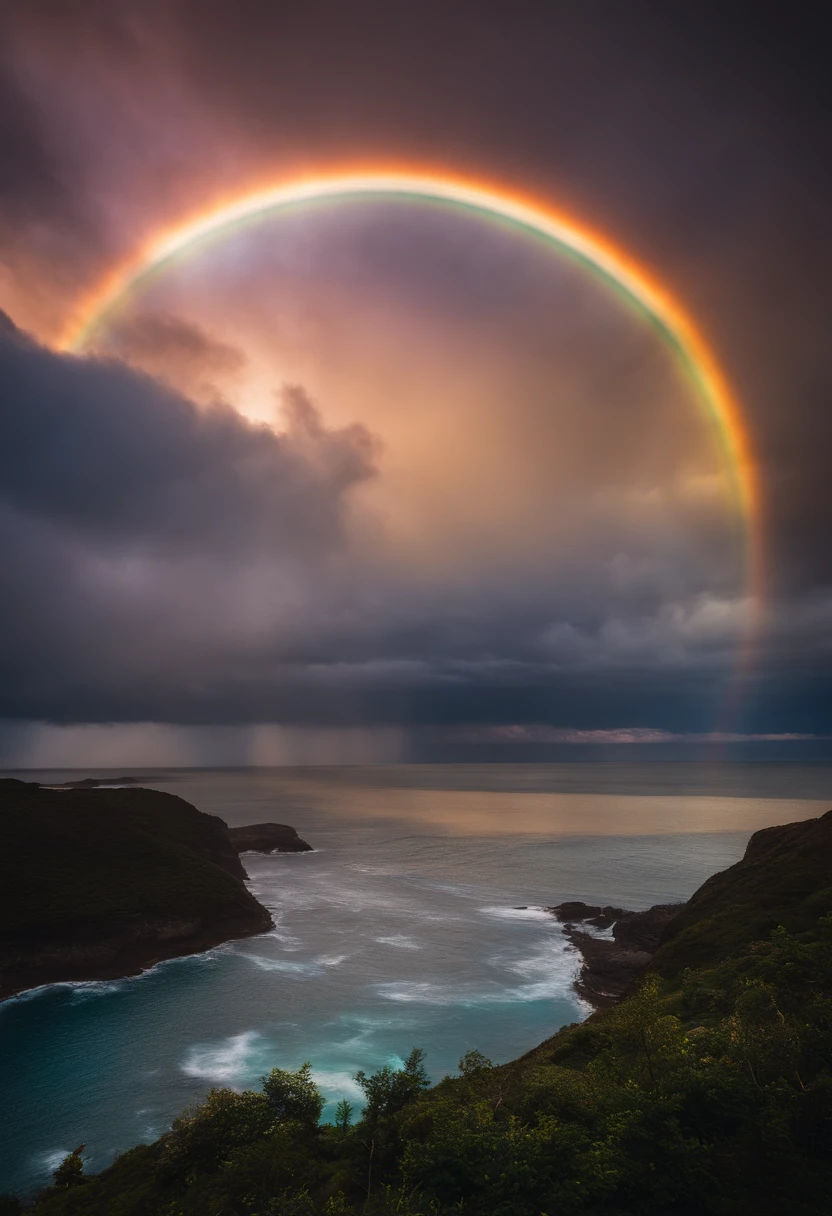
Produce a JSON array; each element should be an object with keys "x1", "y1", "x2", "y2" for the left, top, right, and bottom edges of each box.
[
  {"x1": 373, "y1": 934, "x2": 422, "y2": 949},
  {"x1": 181, "y1": 1031, "x2": 263, "y2": 1082}
]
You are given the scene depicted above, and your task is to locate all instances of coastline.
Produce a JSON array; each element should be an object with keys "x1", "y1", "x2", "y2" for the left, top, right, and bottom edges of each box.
[
  {"x1": 0, "y1": 907, "x2": 274, "y2": 1003},
  {"x1": 548, "y1": 901, "x2": 683, "y2": 1007},
  {"x1": 0, "y1": 780, "x2": 286, "y2": 1003}
]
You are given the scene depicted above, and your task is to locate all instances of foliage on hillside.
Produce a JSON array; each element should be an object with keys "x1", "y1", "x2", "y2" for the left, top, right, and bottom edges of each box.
[
  {"x1": 11, "y1": 918, "x2": 832, "y2": 1211},
  {"x1": 0, "y1": 779, "x2": 262, "y2": 936},
  {"x1": 7, "y1": 808, "x2": 832, "y2": 1215},
  {"x1": 653, "y1": 808, "x2": 832, "y2": 977}
]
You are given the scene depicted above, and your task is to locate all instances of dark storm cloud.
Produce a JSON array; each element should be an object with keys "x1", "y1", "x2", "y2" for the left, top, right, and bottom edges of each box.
[
  {"x1": 0, "y1": 304, "x2": 830, "y2": 733},
  {"x1": 0, "y1": 315, "x2": 376, "y2": 555},
  {"x1": 0, "y1": 2, "x2": 829, "y2": 737}
]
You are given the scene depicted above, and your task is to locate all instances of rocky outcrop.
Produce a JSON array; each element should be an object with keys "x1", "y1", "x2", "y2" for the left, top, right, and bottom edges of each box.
[
  {"x1": 549, "y1": 900, "x2": 683, "y2": 1007},
  {"x1": 42, "y1": 776, "x2": 144, "y2": 788},
  {"x1": 227, "y1": 823, "x2": 313, "y2": 853},
  {"x1": 0, "y1": 779, "x2": 273, "y2": 1000}
]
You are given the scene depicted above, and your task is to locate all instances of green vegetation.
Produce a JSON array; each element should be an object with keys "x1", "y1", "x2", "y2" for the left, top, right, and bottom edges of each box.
[
  {"x1": 653, "y1": 809, "x2": 832, "y2": 977},
  {"x1": 7, "y1": 811, "x2": 832, "y2": 1214}
]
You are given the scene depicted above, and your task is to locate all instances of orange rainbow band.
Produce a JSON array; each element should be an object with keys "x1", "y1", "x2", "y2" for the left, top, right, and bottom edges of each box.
[{"x1": 59, "y1": 169, "x2": 763, "y2": 608}]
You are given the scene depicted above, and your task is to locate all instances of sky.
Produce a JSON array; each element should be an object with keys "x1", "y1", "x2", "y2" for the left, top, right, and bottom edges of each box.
[{"x1": 0, "y1": 1, "x2": 830, "y2": 766}]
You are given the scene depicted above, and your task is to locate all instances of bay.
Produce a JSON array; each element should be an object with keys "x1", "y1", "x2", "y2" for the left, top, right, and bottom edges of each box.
[{"x1": 1, "y1": 763, "x2": 830, "y2": 1195}]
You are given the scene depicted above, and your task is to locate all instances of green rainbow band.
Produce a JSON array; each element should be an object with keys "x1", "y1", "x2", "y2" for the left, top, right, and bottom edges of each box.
[{"x1": 63, "y1": 171, "x2": 761, "y2": 615}]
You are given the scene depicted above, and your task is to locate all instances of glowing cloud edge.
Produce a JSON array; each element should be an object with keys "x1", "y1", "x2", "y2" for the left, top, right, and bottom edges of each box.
[{"x1": 59, "y1": 169, "x2": 763, "y2": 612}]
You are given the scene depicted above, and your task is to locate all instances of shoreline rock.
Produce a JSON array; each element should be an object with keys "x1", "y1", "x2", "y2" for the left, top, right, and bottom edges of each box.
[
  {"x1": 548, "y1": 900, "x2": 684, "y2": 1007},
  {"x1": 227, "y1": 822, "x2": 313, "y2": 853},
  {"x1": 0, "y1": 909, "x2": 273, "y2": 1000}
]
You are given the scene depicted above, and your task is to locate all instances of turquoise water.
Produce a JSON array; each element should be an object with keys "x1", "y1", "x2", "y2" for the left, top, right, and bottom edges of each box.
[{"x1": 2, "y1": 763, "x2": 830, "y2": 1195}]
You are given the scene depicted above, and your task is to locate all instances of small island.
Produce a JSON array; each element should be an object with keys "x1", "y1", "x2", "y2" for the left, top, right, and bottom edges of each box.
[
  {"x1": 227, "y1": 822, "x2": 313, "y2": 853},
  {"x1": 0, "y1": 779, "x2": 279, "y2": 1000},
  {"x1": 41, "y1": 776, "x2": 146, "y2": 789}
]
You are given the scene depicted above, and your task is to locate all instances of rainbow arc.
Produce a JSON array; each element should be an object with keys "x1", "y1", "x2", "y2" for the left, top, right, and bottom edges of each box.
[{"x1": 59, "y1": 169, "x2": 763, "y2": 631}]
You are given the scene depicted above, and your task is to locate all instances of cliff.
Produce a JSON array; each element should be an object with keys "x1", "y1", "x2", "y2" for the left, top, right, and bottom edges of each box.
[
  {"x1": 652, "y1": 806, "x2": 832, "y2": 976},
  {"x1": 0, "y1": 779, "x2": 273, "y2": 1000},
  {"x1": 227, "y1": 822, "x2": 313, "y2": 853}
]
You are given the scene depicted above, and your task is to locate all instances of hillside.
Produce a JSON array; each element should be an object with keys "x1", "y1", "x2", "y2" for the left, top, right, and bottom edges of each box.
[
  {"x1": 0, "y1": 779, "x2": 273, "y2": 999},
  {"x1": 652, "y1": 807, "x2": 832, "y2": 976},
  {"x1": 8, "y1": 806, "x2": 832, "y2": 1215}
]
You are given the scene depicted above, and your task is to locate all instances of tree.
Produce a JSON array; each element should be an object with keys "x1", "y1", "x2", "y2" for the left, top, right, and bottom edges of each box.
[
  {"x1": 355, "y1": 1049, "x2": 430, "y2": 1125},
  {"x1": 53, "y1": 1145, "x2": 85, "y2": 1187},
  {"x1": 159, "y1": 1088, "x2": 275, "y2": 1179},
  {"x1": 458, "y1": 1049, "x2": 493, "y2": 1078},
  {"x1": 334, "y1": 1098, "x2": 353, "y2": 1133},
  {"x1": 261, "y1": 1062, "x2": 324, "y2": 1131}
]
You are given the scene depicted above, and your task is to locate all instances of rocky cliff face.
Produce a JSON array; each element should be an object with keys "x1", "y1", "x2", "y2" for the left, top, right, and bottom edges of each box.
[
  {"x1": 550, "y1": 807, "x2": 832, "y2": 1006},
  {"x1": 0, "y1": 779, "x2": 274, "y2": 1000},
  {"x1": 227, "y1": 822, "x2": 313, "y2": 853},
  {"x1": 549, "y1": 901, "x2": 683, "y2": 1007}
]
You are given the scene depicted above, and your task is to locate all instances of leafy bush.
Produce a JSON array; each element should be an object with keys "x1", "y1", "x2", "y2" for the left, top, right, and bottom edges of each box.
[
  {"x1": 158, "y1": 1087, "x2": 275, "y2": 1180},
  {"x1": 262, "y1": 1062, "x2": 325, "y2": 1131}
]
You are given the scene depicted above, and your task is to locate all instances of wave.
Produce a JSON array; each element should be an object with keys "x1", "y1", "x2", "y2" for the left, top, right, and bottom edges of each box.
[
  {"x1": 330, "y1": 1011, "x2": 420, "y2": 1049},
  {"x1": 181, "y1": 1030, "x2": 264, "y2": 1082},
  {"x1": 2, "y1": 977, "x2": 126, "y2": 1007},
  {"x1": 373, "y1": 934, "x2": 422, "y2": 950},
  {"x1": 240, "y1": 849, "x2": 316, "y2": 857},
  {"x1": 1, "y1": 940, "x2": 236, "y2": 1010},
  {"x1": 244, "y1": 956, "x2": 322, "y2": 975},
  {"x1": 479, "y1": 905, "x2": 553, "y2": 922},
  {"x1": 39, "y1": 1149, "x2": 74, "y2": 1173},
  {"x1": 310, "y1": 1069, "x2": 366, "y2": 1103},
  {"x1": 254, "y1": 870, "x2": 464, "y2": 925},
  {"x1": 578, "y1": 921, "x2": 616, "y2": 940},
  {"x1": 260, "y1": 922, "x2": 303, "y2": 950},
  {"x1": 375, "y1": 979, "x2": 487, "y2": 1006},
  {"x1": 377, "y1": 923, "x2": 583, "y2": 1008},
  {"x1": 70, "y1": 980, "x2": 125, "y2": 1002},
  {"x1": 498, "y1": 934, "x2": 584, "y2": 1003},
  {"x1": 242, "y1": 952, "x2": 350, "y2": 976}
]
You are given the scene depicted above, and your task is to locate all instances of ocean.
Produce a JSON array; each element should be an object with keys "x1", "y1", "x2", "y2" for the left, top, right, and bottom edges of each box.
[{"x1": 2, "y1": 762, "x2": 831, "y2": 1195}]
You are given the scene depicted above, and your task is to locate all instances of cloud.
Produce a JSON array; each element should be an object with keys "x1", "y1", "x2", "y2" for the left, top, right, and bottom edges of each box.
[
  {"x1": 0, "y1": 67, "x2": 65, "y2": 225},
  {"x1": 98, "y1": 312, "x2": 246, "y2": 398},
  {"x1": 447, "y1": 726, "x2": 823, "y2": 746},
  {"x1": 1, "y1": 306, "x2": 831, "y2": 736},
  {"x1": 1, "y1": 302, "x2": 831, "y2": 741},
  {"x1": 0, "y1": 315, "x2": 376, "y2": 556},
  {"x1": 0, "y1": 5, "x2": 830, "y2": 747}
]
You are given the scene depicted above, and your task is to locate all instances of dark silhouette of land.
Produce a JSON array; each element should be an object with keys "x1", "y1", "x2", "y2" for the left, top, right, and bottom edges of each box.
[{"x1": 0, "y1": 779, "x2": 276, "y2": 999}]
